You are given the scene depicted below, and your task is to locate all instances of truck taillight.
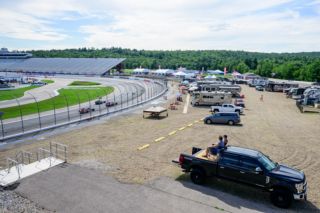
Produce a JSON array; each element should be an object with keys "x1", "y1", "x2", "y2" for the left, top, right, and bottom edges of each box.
[{"x1": 179, "y1": 155, "x2": 185, "y2": 165}]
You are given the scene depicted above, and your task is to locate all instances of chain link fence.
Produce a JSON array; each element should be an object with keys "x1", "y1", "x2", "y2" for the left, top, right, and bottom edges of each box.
[{"x1": 0, "y1": 78, "x2": 168, "y2": 142}]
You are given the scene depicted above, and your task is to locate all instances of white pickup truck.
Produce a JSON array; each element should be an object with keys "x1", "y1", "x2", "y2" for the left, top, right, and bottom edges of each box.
[{"x1": 211, "y1": 104, "x2": 244, "y2": 114}]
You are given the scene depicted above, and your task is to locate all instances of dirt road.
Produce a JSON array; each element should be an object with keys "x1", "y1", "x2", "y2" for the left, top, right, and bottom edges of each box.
[{"x1": 1, "y1": 84, "x2": 319, "y2": 211}]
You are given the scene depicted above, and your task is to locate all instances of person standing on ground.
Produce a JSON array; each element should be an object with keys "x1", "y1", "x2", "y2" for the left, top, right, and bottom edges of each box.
[{"x1": 260, "y1": 94, "x2": 264, "y2": 101}]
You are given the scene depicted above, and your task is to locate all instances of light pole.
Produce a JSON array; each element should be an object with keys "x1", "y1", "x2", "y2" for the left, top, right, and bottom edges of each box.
[
  {"x1": 94, "y1": 89, "x2": 101, "y2": 116},
  {"x1": 13, "y1": 95, "x2": 24, "y2": 133},
  {"x1": 85, "y1": 91, "x2": 92, "y2": 117},
  {"x1": 27, "y1": 92, "x2": 42, "y2": 129},
  {"x1": 44, "y1": 91, "x2": 57, "y2": 125},
  {"x1": 73, "y1": 91, "x2": 81, "y2": 120},
  {"x1": 62, "y1": 94, "x2": 70, "y2": 122}
]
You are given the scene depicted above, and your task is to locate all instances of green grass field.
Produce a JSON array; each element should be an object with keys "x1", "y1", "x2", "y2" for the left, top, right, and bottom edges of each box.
[
  {"x1": 69, "y1": 81, "x2": 101, "y2": 86},
  {"x1": 41, "y1": 79, "x2": 54, "y2": 84},
  {"x1": 0, "y1": 86, "x2": 114, "y2": 119},
  {"x1": 0, "y1": 86, "x2": 39, "y2": 101},
  {"x1": 123, "y1": 69, "x2": 134, "y2": 74}
]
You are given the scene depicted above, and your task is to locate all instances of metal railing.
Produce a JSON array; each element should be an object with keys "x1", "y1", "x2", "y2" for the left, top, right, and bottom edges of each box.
[{"x1": 0, "y1": 78, "x2": 168, "y2": 142}]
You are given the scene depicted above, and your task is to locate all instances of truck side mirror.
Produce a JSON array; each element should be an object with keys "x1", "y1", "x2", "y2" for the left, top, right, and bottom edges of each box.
[{"x1": 255, "y1": 167, "x2": 262, "y2": 174}]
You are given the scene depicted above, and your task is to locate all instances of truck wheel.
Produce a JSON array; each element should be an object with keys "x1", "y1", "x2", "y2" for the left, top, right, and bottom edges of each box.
[
  {"x1": 214, "y1": 109, "x2": 219, "y2": 113},
  {"x1": 228, "y1": 120, "x2": 234, "y2": 125},
  {"x1": 235, "y1": 110, "x2": 240, "y2": 114},
  {"x1": 190, "y1": 168, "x2": 206, "y2": 185},
  {"x1": 205, "y1": 119, "x2": 212, "y2": 124},
  {"x1": 270, "y1": 189, "x2": 293, "y2": 208},
  {"x1": 195, "y1": 102, "x2": 199, "y2": 106}
]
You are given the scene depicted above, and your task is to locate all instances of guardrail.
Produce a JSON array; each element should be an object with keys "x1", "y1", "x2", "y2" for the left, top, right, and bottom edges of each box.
[{"x1": 0, "y1": 77, "x2": 168, "y2": 142}]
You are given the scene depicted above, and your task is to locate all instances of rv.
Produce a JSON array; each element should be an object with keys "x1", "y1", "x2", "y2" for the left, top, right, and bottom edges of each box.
[
  {"x1": 191, "y1": 91, "x2": 232, "y2": 106},
  {"x1": 265, "y1": 81, "x2": 299, "y2": 92},
  {"x1": 196, "y1": 84, "x2": 241, "y2": 97}
]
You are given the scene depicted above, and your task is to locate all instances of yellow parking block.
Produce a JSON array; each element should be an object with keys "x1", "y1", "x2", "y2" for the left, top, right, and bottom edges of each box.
[
  {"x1": 200, "y1": 118, "x2": 205, "y2": 121},
  {"x1": 194, "y1": 120, "x2": 199, "y2": 123},
  {"x1": 168, "y1": 131, "x2": 177, "y2": 136},
  {"x1": 137, "y1": 144, "x2": 150, "y2": 150},
  {"x1": 179, "y1": 127, "x2": 186, "y2": 131},
  {"x1": 155, "y1": 136, "x2": 166, "y2": 142},
  {"x1": 187, "y1": 123, "x2": 193, "y2": 127}
]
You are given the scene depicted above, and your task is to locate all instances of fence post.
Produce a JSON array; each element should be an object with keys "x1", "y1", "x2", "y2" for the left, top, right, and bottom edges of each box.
[
  {"x1": 63, "y1": 94, "x2": 70, "y2": 122},
  {"x1": 95, "y1": 89, "x2": 101, "y2": 116},
  {"x1": 0, "y1": 112, "x2": 4, "y2": 139},
  {"x1": 85, "y1": 91, "x2": 92, "y2": 117},
  {"x1": 13, "y1": 96, "x2": 24, "y2": 133},
  {"x1": 45, "y1": 92, "x2": 56, "y2": 125},
  {"x1": 120, "y1": 94, "x2": 123, "y2": 109},
  {"x1": 27, "y1": 92, "x2": 42, "y2": 129},
  {"x1": 74, "y1": 91, "x2": 81, "y2": 120},
  {"x1": 135, "y1": 87, "x2": 139, "y2": 104},
  {"x1": 126, "y1": 93, "x2": 129, "y2": 107}
]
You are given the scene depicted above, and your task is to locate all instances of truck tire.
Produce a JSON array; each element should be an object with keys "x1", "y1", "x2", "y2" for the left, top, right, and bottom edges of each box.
[
  {"x1": 214, "y1": 109, "x2": 219, "y2": 113},
  {"x1": 270, "y1": 189, "x2": 293, "y2": 208},
  {"x1": 205, "y1": 119, "x2": 212, "y2": 124},
  {"x1": 195, "y1": 102, "x2": 199, "y2": 106},
  {"x1": 228, "y1": 120, "x2": 234, "y2": 125},
  {"x1": 190, "y1": 168, "x2": 206, "y2": 185},
  {"x1": 235, "y1": 110, "x2": 240, "y2": 114}
]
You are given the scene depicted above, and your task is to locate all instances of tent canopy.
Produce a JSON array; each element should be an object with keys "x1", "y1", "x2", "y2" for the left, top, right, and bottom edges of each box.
[{"x1": 207, "y1": 69, "x2": 224, "y2": 75}]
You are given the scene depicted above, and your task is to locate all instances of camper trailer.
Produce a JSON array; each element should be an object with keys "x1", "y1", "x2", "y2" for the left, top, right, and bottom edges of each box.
[
  {"x1": 265, "y1": 81, "x2": 299, "y2": 92},
  {"x1": 191, "y1": 91, "x2": 232, "y2": 106}
]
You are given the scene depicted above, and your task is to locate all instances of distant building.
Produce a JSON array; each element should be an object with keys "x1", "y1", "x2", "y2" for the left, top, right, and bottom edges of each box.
[
  {"x1": 0, "y1": 47, "x2": 32, "y2": 59},
  {"x1": 0, "y1": 48, "x2": 125, "y2": 76}
]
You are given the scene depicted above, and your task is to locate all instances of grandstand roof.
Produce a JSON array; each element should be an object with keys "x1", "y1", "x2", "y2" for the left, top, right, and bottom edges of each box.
[{"x1": 0, "y1": 58, "x2": 125, "y2": 75}]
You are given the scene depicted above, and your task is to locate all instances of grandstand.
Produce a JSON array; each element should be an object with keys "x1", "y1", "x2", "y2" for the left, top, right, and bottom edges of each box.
[{"x1": 0, "y1": 48, "x2": 125, "y2": 76}]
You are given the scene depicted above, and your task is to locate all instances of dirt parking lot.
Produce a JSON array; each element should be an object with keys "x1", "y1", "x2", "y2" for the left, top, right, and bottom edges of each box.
[{"x1": 1, "y1": 84, "x2": 319, "y2": 211}]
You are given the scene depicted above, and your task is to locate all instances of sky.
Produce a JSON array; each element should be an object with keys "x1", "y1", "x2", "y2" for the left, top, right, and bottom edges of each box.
[{"x1": 1, "y1": 0, "x2": 320, "y2": 52}]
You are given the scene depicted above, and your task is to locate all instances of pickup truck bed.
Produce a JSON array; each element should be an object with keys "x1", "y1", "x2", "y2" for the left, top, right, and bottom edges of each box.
[{"x1": 174, "y1": 146, "x2": 307, "y2": 209}]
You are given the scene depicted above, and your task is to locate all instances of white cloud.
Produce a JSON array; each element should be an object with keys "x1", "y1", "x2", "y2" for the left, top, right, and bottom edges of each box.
[
  {"x1": 1, "y1": 0, "x2": 320, "y2": 52},
  {"x1": 0, "y1": 9, "x2": 68, "y2": 41}
]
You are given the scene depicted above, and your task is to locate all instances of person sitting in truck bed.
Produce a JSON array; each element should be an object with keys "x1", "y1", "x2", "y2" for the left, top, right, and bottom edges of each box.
[
  {"x1": 204, "y1": 136, "x2": 225, "y2": 158},
  {"x1": 223, "y1": 135, "x2": 228, "y2": 146}
]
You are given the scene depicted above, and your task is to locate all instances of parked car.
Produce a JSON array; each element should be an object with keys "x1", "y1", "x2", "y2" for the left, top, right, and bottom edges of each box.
[
  {"x1": 211, "y1": 104, "x2": 244, "y2": 114},
  {"x1": 105, "y1": 101, "x2": 118, "y2": 107},
  {"x1": 234, "y1": 99, "x2": 245, "y2": 108},
  {"x1": 31, "y1": 82, "x2": 46, "y2": 86},
  {"x1": 173, "y1": 146, "x2": 307, "y2": 208},
  {"x1": 256, "y1": 85, "x2": 264, "y2": 91},
  {"x1": 79, "y1": 107, "x2": 95, "y2": 114},
  {"x1": 204, "y1": 112, "x2": 240, "y2": 125},
  {"x1": 95, "y1": 100, "x2": 106, "y2": 105}
]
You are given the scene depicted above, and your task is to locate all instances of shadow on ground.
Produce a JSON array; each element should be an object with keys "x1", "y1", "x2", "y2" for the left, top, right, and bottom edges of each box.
[{"x1": 176, "y1": 174, "x2": 319, "y2": 212}]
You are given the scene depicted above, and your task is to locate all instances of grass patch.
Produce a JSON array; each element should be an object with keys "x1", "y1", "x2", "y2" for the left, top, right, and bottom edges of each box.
[
  {"x1": 123, "y1": 69, "x2": 134, "y2": 74},
  {"x1": 0, "y1": 86, "x2": 114, "y2": 119},
  {"x1": 69, "y1": 81, "x2": 101, "y2": 86},
  {"x1": 41, "y1": 79, "x2": 54, "y2": 84},
  {"x1": 0, "y1": 86, "x2": 39, "y2": 101}
]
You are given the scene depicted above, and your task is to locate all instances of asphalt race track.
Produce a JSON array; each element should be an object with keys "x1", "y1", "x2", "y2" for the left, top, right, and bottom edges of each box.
[{"x1": 0, "y1": 76, "x2": 166, "y2": 141}]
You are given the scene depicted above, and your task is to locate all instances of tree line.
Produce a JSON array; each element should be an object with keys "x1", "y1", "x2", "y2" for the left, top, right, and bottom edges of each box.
[{"x1": 30, "y1": 48, "x2": 320, "y2": 82}]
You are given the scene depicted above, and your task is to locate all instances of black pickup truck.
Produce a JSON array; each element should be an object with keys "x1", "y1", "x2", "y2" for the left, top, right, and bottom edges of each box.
[{"x1": 173, "y1": 146, "x2": 307, "y2": 208}]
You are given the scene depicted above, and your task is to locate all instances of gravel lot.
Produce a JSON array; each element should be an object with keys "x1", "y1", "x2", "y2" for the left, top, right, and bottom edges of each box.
[{"x1": 0, "y1": 84, "x2": 319, "y2": 211}]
